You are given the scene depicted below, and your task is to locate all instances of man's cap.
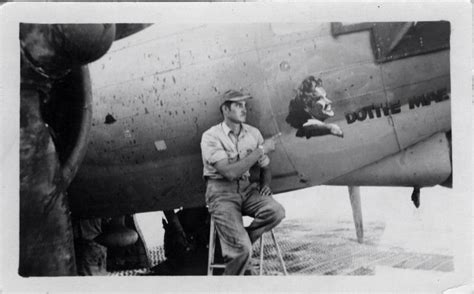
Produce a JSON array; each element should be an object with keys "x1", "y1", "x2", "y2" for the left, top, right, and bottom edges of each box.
[{"x1": 221, "y1": 90, "x2": 252, "y2": 102}]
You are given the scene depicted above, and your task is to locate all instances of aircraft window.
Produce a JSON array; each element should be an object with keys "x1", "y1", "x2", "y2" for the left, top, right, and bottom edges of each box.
[{"x1": 331, "y1": 22, "x2": 450, "y2": 63}]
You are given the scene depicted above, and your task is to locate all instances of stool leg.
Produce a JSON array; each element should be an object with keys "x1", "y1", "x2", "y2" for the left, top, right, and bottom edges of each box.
[
  {"x1": 259, "y1": 235, "x2": 264, "y2": 275},
  {"x1": 207, "y1": 217, "x2": 216, "y2": 276},
  {"x1": 271, "y1": 229, "x2": 288, "y2": 276}
]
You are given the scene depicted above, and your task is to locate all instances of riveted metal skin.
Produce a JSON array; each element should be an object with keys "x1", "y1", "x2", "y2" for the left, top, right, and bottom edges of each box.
[{"x1": 69, "y1": 23, "x2": 451, "y2": 218}]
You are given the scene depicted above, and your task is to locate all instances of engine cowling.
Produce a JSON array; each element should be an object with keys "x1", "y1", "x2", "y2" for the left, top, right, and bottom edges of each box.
[{"x1": 19, "y1": 24, "x2": 116, "y2": 276}]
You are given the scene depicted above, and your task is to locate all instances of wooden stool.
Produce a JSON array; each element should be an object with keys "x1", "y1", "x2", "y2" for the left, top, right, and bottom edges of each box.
[{"x1": 207, "y1": 216, "x2": 288, "y2": 275}]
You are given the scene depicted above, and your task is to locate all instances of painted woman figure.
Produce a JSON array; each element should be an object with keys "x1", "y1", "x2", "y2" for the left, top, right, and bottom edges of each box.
[{"x1": 285, "y1": 76, "x2": 343, "y2": 139}]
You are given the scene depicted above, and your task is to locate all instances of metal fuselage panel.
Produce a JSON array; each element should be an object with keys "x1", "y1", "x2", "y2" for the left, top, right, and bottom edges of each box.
[{"x1": 68, "y1": 23, "x2": 450, "y2": 217}]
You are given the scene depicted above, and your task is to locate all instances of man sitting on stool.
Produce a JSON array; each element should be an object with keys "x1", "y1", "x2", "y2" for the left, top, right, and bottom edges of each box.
[{"x1": 200, "y1": 90, "x2": 285, "y2": 275}]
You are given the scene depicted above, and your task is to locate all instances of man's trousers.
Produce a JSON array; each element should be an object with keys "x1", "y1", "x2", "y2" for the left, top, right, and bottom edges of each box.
[{"x1": 205, "y1": 178, "x2": 285, "y2": 275}]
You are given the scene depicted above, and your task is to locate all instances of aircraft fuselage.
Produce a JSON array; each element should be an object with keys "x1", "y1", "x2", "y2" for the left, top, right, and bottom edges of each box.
[{"x1": 68, "y1": 23, "x2": 451, "y2": 217}]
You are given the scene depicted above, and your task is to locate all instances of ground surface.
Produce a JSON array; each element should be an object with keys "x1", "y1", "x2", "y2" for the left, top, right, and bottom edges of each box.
[{"x1": 110, "y1": 185, "x2": 458, "y2": 276}]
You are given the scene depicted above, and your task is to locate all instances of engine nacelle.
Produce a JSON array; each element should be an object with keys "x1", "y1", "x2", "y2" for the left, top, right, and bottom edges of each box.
[{"x1": 19, "y1": 24, "x2": 116, "y2": 276}]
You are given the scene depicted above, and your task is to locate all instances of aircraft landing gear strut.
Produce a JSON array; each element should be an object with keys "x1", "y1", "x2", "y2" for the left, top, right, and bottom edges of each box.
[{"x1": 348, "y1": 186, "x2": 364, "y2": 244}]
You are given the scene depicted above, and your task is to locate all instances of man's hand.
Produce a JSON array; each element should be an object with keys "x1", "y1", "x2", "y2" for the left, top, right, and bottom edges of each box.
[
  {"x1": 259, "y1": 185, "x2": 273, "y2": 196},
  {"x1": 328, "y1": 124, "x2": 343, "y2": 138},
  {"x1": 261, "y1": 132, "x2": 281, "y2": 154}
]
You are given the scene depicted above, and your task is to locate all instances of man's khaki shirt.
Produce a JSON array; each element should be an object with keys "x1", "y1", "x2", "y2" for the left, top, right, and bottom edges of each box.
[{"x1": 200, "y1": 122, "x2": 270, "y2": 180}]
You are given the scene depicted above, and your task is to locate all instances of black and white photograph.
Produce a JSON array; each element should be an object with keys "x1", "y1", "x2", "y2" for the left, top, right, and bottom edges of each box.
[{"x1": 1, "y1": 2, "x2": 472, "y2": 293}]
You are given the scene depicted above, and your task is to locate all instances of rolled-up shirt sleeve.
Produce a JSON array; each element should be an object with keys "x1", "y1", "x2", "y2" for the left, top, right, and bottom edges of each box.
[
  {"x1": 201, "y1": 132, "x2": 227, "y2": 165},
  {"x1": 255, "y1": 131, "x2": 270, "y2": 168}
]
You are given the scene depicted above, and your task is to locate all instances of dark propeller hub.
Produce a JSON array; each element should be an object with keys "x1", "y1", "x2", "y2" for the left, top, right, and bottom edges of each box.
[{"x1": 20, "y1": 24, "x2": 116, "y2": 77}]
